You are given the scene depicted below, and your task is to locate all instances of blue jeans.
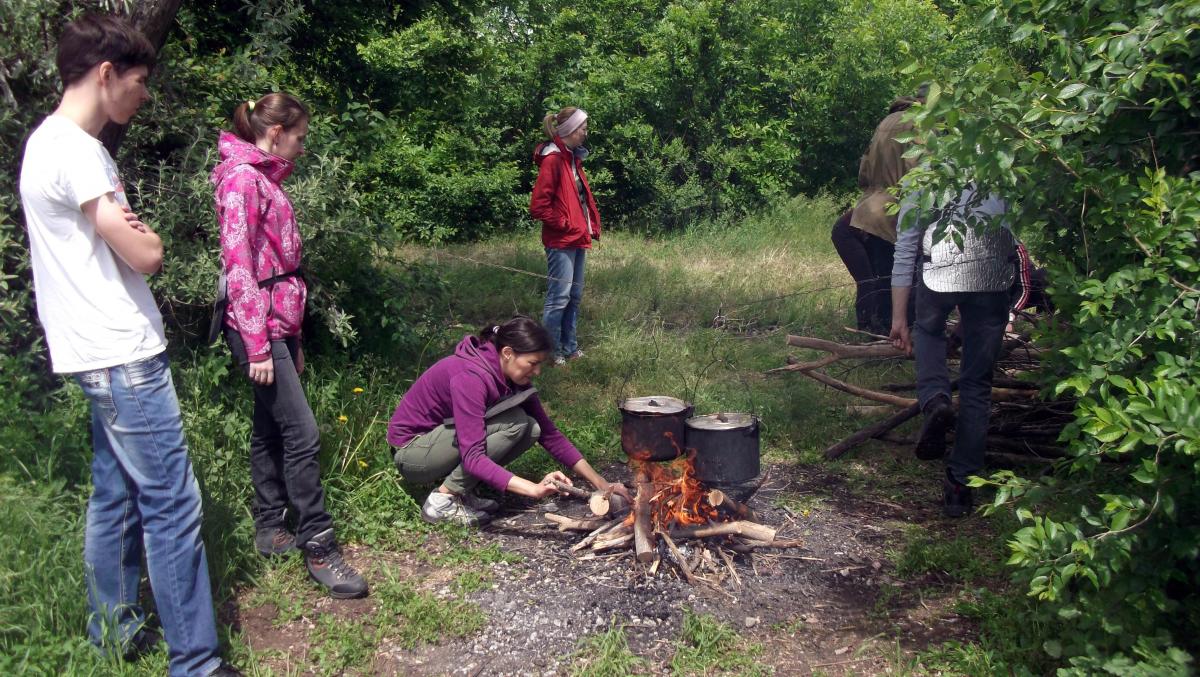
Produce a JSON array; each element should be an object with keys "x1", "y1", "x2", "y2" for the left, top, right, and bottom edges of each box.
[
  {"x1": 74, "y1": 353, "x2": 221, "y2": 677},
  {"x1": 543, "y1": 247, "x2": 586, "y2": 357},
  {"x1": 912, "y1": 282, "x2": 1009, "y2": 484}
]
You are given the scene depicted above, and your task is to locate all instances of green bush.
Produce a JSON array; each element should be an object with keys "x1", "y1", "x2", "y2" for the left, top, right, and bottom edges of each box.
[{"x1": 902, "y1": 0, "x2": 1200, "y2": 670}]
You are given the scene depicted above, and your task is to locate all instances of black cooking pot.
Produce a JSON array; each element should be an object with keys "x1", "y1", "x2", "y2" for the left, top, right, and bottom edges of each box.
[
  {"x1": 619, "y1": 396, "x2": 693, "y2": 461},
  {"x1": 686, "y1": 413, "x2": 760, "y2": 484}
]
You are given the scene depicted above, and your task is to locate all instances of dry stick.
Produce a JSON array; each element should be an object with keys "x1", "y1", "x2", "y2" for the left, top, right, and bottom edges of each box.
[
  {"x1": 592, "y1": 533, "x2": 633, "y2": 552},
  {"x1": 659, "y1": 531, "x2": 697, "y2": 585},
  {"x1": 591, "y1": 526, "x2": 635, "y2": 550},
  {"x1": 570, "y1": 518, "x2": 625, "y2": 552},
  {"x1": 633, "y1": 466, "x2": 657, "y2": 563},
  {"x1": 670, "y1": 520, "x2": 776, "y2": 543},
  {"x1": 801, "y1": 369, "x2": 918, "y2": 408},
  {"x1": 765, "y1": 353, "x2": 839, "y2": 374},
  {"x1": 785, "y1": 335, "x2": 907, "y2": 359},
  {"x1": 706, "y1": 489, "x2": 760, "y2": 523},
  {"x1": 738, "y1": 538, "x2": 804, "y2": 549},
  {"x1": 543, "y1": 513, "x2": 610, "y2": 532},
  {"x1": 824, "y1": 402, "x2": 921, "y2": 459},
  {"x1": 549, "y1": 480, "x2": 591, "y2": 499},
  {"x1": 717, "y1": 547, "x2": 743, "y2": 587}
]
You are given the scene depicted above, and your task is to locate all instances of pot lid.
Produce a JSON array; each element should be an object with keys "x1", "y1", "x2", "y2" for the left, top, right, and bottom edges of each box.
[
  {"x1": 620, "y1": 396, "x2": 690, "y2": 415},
  {"x1": 686, "y1": 413, "x2": 756, "y2": 430}
]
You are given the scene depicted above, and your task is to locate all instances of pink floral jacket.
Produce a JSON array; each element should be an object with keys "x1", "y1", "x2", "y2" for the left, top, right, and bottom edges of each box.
[{"x1": 211, "y1": 131, "x2": 306, "y2": 363}]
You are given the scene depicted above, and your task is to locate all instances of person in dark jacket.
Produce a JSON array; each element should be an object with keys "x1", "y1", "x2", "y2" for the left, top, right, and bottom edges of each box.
[
  {"x1": 389, "y1": 316, "x2": 630, "y2": 526},
  {"x1": 530, "y1": 107, "x2": 601, "y2": 366},
  {"x1": 834, "y1": 88, "x2": 926, "y2": 334}
]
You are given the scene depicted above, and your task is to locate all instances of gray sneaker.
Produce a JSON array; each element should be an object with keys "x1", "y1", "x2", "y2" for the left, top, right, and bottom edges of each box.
[
  {"x1": 461, "y1": 491, "x2": 499, "y2": 514},
  {"x1": 422, "y1": 492, "x2": 488, "y2": 526},
  {"x1": 302, "y1": 529, "x2": 368, "y2": 599}
]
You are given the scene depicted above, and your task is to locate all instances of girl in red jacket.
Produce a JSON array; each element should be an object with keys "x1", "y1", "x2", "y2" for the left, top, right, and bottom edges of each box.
[{"x1": 529, "y1": 107, "x2": 601, "y2": 366}]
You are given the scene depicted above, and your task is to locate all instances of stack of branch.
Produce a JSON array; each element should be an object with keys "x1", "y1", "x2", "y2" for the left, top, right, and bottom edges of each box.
[
  {"x1": 769, "y1": 332, "x2": 1072, "y2": 462},
  {"x1": 543, "y1": 473, "x2": 801, "y2": 584}
]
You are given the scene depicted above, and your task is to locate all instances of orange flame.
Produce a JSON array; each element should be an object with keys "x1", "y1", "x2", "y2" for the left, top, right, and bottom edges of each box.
[{"x1": 627, "y1": 450, "x2": 726, "y2": 531}]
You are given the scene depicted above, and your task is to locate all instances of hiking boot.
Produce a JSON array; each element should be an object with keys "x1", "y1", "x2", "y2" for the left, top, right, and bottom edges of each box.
[
  {"x1": 566, "y1": 350, "x2": 585, "y2": 361},
  {"x1": 915, "y1": 396, "x2": 955, "y2": 460},
  {"x1": 254, "y1": 526, "x2": 297, "y2": 557},
  {"x1": 208, "y1": 662, "x2": 244, "y2": 676},
  {"x1": 303, "y1": 529, "x2": 368, "y2": 599},
  {"x1": 422, "y1": 491, "x2": 489, "y2": 526},
  {"x1": 942, "y1": 469, "x2": 973, "y2": 518},
  {"x1": 460, "y1": 490, "x2": 499, "y2": 514}
]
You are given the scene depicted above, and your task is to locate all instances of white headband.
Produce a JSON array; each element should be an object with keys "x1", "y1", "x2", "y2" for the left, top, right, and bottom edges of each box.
[{"x1": 556, "y1": 109, "x2": 588, "y2": 137}]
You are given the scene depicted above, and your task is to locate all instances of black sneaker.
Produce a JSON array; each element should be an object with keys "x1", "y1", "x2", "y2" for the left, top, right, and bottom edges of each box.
[
  {"x1": 942, "y1": 469, "x2": 973, "y2": 518},
  {"x1": 209, "y1": 662, "x2": 244, "y2": 676},
  {"x1": 303, "y1": 529, "x2": 368, "y2": 599},
  {"x1": 122, "y1": 627, "x2": 161, "y2": 661},
  {"x1": 915, "y1": 396, "x2": 955, "y2": 460},
  {"x1": 255, "y1": 526, "x2": 297, "y2": 557}
]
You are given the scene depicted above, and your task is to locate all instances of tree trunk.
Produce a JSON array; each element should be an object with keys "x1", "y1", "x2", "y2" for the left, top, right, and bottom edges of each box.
[{"x1": 99, "y1": 0, "x2": 184, "y2": 157}]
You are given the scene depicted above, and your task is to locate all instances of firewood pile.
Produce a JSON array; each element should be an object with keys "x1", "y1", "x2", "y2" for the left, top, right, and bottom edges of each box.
[
  {"x1": 769, "y1": 328, "x2": 1074, "y2": 462},
  {"x1": 542, "y1": 458, "x2": 802, "y2": 586}
]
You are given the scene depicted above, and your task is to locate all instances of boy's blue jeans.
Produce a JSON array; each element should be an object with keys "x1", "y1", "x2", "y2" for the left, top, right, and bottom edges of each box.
[
  {"x1": 74, "y1": 352, "x2": 221, "y2": 677},
  {"x1": 543, "y1": 247, "x2": 586, "y2": 357}
]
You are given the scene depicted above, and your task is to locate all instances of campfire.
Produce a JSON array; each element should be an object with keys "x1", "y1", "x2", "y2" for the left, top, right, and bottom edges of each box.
[{"x1": 542, "y1": 450, "x2": 801, "y2": 583}]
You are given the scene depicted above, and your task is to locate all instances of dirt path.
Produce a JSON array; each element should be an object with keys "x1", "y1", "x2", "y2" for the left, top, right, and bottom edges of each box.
[{"x1": 228, "y1": 457, "x2": 992, "y2": 675}]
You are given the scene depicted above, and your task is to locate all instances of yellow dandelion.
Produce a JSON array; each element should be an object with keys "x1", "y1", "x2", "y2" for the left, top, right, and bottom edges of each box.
[
  {"x1": 338, "y1": 415, "x2": 348, "y2": 423},
  {"x1": 358, "y1": 460, "x2": 368, "y2": 469},
  {"x1": 352, "y1": 387, "x2": 364, "y2": 394}
]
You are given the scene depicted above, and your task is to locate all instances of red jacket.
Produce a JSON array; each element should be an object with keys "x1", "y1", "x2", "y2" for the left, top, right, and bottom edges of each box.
[{"x1": 530, "y1": 137, "x2": 601, "y2": 249}]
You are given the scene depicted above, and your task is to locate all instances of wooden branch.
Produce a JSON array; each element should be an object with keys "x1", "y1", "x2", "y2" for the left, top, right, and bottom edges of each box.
[
  {"x1": 825, "y1": 402, "x2": 921, "y2": 459},
  {"x1": 589, "y1": 488, "x2": 630, "y2": 516},
  {"x1": 570, "y1": 519, "x2": 626, "y2": 552},
  {"x1": 785, "y1": 335, "x2": 907, "y2": 359},
  {"x1": 801, "y1": 369, "x2": 918, "y2": 407},
  {"x1": 592, "y1": 533, "x2": 633, "y2": 552},
  {"x1": 670, "y1": 520, "x2": 776, "y2": 543},
  {"x1": 544, "y1": 513, "x2": 609, "y2": 532},
  {"x1": 706, "y1": 490, "x2": 760, "y2": 523},
  {"x1": 736, "y1": 538, "x2": 805, "y2": 549},
  {"x1": 549, "y1": 480, "x2": 590, "y2": 499},
  {"x1": 765, "y1": 353, "x2": 839, "y2": 374},
  {"x1": 633, "y1": 466, "x2": 657, "y2": 563},
  {"x1": 660, "y1": 531, "x2": 697, "y2": 585}
]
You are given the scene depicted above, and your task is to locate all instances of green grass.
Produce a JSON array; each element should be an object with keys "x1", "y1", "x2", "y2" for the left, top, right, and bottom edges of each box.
[
  {"x1": 670, "y1": 609, "x2": 770, "y2": 676},
  {"x1": 570, "y1": 618, "x2": 649, "y2": 677}
]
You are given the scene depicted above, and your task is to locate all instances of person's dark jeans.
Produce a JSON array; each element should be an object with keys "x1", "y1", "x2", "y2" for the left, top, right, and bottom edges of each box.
[
  {"x1": 831, "y1": 213, "x2": 899, "y2": 333},
  {"x1": 225, "y1": 331, "x2": 333, "y2": 544},
  {"x1": 912, "y1": 282, "x2": 1009, "y2": 484}
]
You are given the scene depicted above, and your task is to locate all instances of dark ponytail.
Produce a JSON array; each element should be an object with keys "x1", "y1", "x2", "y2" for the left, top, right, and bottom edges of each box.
[{"x1": 479, "y1": 316, "x2": 552, "y2": 355}]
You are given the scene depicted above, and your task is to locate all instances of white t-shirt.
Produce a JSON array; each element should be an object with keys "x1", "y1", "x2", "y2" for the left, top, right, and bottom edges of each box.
[{"x1": 19, "y1": 115, "x2": 166, "y2": 373}]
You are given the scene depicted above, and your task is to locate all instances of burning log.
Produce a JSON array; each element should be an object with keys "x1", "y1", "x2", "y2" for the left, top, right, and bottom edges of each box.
[
  {"x1": 705, "y1": 489, "x2": 759, "y2": 523},
  {"x1": 669, "y1": 520, "x2": 776, "y2": 543},
  {"x1": 633, "y1": 465, "x2": 657, "y2": 563}
]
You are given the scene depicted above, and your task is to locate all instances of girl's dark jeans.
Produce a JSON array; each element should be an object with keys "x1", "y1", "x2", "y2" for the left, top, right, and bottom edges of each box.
[{"x1": 224, "y1": 330, "x2": 333, "y2": 544}]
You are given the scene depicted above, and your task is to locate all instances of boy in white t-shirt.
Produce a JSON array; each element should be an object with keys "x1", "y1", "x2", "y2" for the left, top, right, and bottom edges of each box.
[{"x1": 18, "y1": 14, "x2": 235, "y2": 677}]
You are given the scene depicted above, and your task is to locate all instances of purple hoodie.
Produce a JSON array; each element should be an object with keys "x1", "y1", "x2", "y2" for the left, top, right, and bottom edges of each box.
[{"x1": 387, "y1": 336, "x2": 584, "y2": 491}]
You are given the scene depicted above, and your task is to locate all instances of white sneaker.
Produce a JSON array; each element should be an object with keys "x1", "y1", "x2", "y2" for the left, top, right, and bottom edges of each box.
[
  {"x1": 552, "y1": 355, "x2": 567, "y2": 367},
  {"x1": 422, "y1": 492, "x2": 487, "y2": 526},
  {"x1": 460, "y1": 491, "x2": 499, "y2": 514}
]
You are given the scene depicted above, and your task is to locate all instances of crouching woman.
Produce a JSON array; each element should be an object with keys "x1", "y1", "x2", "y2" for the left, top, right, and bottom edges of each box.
[{"x1": 388, "y1": 316, "x2": 630, "y2": 525}]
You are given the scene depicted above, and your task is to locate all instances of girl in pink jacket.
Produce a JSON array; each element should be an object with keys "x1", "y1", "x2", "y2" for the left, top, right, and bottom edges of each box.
[{"x1": 212, "y1": 92, "x2": 365, "y2": 600}]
